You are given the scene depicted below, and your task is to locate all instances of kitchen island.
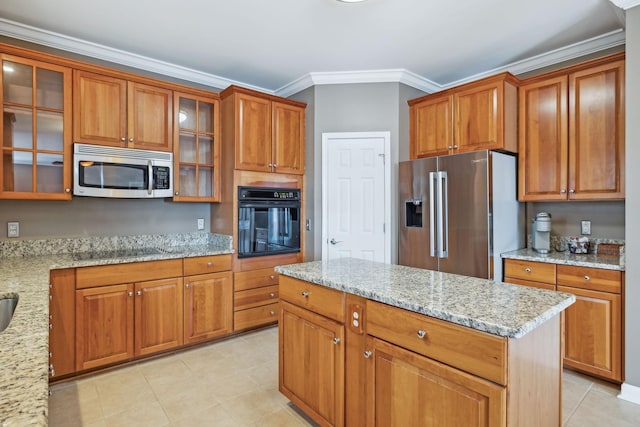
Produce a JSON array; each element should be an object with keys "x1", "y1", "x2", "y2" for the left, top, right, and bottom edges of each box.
[
  {"x1": 275, "y1": 257, "x2": 576, "y2": 427},
  {"x1": 0, "y1": 233, "x2": 233, "y2": 426}
]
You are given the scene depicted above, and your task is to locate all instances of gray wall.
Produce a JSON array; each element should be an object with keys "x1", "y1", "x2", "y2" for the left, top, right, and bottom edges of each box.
[
  {"x1": 625, "y1": 5, "x2": 640, "y2": 390},
  {"x1": 526, "y1": 202, "x2": 625, "y2": 240},
  {"x1": 0, "y1": 199, "x2": 210, "y2": 239}
]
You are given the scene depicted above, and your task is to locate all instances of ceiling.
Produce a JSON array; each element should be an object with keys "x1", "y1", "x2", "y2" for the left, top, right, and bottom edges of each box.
[{"x1": 0, "y1": 0, "x2": 634, "y2": 97}]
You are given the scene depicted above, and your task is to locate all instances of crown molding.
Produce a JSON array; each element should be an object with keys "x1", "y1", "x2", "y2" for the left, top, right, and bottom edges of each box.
[
  {"x1": 0, "y1": 18, "x2": 273, "y2": 94},
  {"x1": 609, "y1": 0, "x2": 640, "y2": 10}
]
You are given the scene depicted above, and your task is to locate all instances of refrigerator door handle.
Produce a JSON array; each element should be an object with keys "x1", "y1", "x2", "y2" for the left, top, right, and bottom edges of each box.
[
  {"x1": 439, "y1": 171, "x2": 449, "y2": 258},
  {"x1": 429, "y1": 171, "x2": 437, "y2": 257}
]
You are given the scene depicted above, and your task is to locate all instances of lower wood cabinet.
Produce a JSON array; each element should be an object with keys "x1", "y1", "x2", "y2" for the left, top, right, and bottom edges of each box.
[
  {"x1": 49, "y1": 269, "x2": 76, "y2": 378},
  {"x1": 233, "y1": 267, "x2": 280, "y2": 331},
  {"x1": 183, "y1": 271, "x2": 233, "y2": 344}
]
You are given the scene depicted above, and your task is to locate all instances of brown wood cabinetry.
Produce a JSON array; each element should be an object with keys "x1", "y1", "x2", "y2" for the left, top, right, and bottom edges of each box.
[
  {"x1": 183, "y1": 271, "x2": 233, "y2": 344},
  {"x1": 0, "y1": 53, "x2": 72, "y2": 200},
  {"x1": 233, "y1": 267, "x2": 280, "y2": 331},
  {"x1": 518, "y1": 53, "x2": 625, "y2": 201},
  {"x1": 221, "y1": 86, "x2": 305, "y2": 175},
  {"x1": 49, "y1": 269, "x2": 76, "y2": 378},
  {"x1": 503, "y1": 259, "x2": 556, "y2": 291},
  {"x1": 408, "y1": 73, "x2": 518, "y2": 159},
  {"x1": 73, "y1": 69, "x2": 173, "y2": 152}
]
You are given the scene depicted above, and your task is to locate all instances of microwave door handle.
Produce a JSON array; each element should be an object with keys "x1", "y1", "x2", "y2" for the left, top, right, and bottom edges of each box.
[{"x1": 147, "y1": 161, "x2": 153, "y2": 195}]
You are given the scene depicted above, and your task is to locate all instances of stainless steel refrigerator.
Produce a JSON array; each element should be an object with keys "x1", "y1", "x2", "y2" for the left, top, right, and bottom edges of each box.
[{"x1": 398, "y1": 150, "x2": 524, "y2": 281}]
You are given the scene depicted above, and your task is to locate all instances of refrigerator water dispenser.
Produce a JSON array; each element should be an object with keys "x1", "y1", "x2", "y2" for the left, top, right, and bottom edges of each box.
[{"x1": 405, "y1": 199, "x2": 423, "y2": 227}]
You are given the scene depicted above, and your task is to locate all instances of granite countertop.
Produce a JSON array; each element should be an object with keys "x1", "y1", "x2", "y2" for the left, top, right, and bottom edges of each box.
[
  {"x1": 0, "y1": 243, "x2": 233, "y2": 426},
  {"x1": 275, "y1": 257, "x2": 575, "y2": 340},
  {"x1": 501, "y1": 248, "x2": 625, "y2": 271}
]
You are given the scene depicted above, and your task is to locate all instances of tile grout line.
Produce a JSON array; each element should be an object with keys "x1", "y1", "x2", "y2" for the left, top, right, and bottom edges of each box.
[{"x1": 563, "y1": 381, "x2": 594, "y2": 426}]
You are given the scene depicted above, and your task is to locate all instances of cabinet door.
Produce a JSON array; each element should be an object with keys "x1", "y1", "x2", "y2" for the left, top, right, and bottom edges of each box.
[
  {"x1": 558, "y1": 285, "x2": 622, "y2": 381},
  {"x1": 235, "y1": 93, "x2": 272, "y2": 172},
  {"x1": 518, "y1": 76, "x2": 569, "y2": 201},
  {"x1": 454, "y1": 81, "x2": 501, "y2": 153},
  {"x1": 134, "y1": 277, "x2": 183, "y2": 356},
  {"x1": 1, "y1": 54, "x2": 72, "y2": 200},
  {"x1": 127, "y1": 81, "x2": 173, "y2": 152},
  {"x1": 183, "y1": 271, "x2": 232, "y2": 344},
  {"x1": 272, "y1": 101, "x2": 304, "y2": 174},
  {"x1": 73, "y1": 70, "x2": 127, "y2": 147},
  {"x1": 568, "y1": 60, "x2": 625, "y2": 200},
  {"x1": 75, "y1": 284, "x2": 134, "y2": 371},
  {"x1": 366, "y1": 336, "x2": 505, "y2": 427},
  {"x1": 410, "y1": 95, "x2": 452, "y2": 159},
  {"x1": 49, "y1": 268, "x2": 76, "y2": 378},
  {"x1": 279, "y1": 301, "x2": 344, "y2": 427}
]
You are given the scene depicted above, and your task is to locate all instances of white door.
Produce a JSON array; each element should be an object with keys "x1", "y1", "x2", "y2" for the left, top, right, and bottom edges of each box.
[{"x1": 322, "y1": 132, "x2": 390, "y2": 263}]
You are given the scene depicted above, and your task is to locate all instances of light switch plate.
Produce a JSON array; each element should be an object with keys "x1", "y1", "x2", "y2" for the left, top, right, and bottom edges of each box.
[
  {"x1": 581, "y1": 220, "x2": 591, "y2": 235},
  {"x1": 7, "y1": 222, "x2": 19, "y2": 238}
]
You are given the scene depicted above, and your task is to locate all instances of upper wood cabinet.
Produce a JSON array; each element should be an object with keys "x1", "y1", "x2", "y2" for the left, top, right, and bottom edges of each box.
[
  {"x1": 0, "y1": 53, "x2": 73, "y2": 200},
  {"x1": 518, "y1": 53, "x2": 625, "y2": 201},
  {"x1": 221, "y1": 85, "x2": 305, "y2": 175},
  {"x1": 408, "y1": 73, "x2": 518, "y2": 159},
  {"x1": 73, "y1": 70, "x2": 173, "y2": 152},
  {"x1": 173, "y1": 91, "x2": 221, "y2": 201}
]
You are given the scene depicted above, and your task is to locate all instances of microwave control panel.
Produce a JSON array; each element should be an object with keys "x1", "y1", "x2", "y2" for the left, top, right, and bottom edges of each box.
[{"x1": 153, "y1": 166, "x2": 171, "y2": 190}]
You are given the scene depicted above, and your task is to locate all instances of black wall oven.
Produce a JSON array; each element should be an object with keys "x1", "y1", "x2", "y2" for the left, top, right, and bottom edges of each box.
[{"x1": 237, "y1": 186, "x2": 301, "y2": 258}]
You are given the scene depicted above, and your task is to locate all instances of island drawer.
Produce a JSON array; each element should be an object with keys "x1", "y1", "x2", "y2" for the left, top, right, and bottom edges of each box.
[
  {"x1": 183, "y1": 254, "x2": 232, "y2": 276},
  {"x1": 76, "y1": 259, "x2": 182, "y2": 288},
  {"x1": 557, "y1": 265, "x2": 622, "y2": 293},
  {"x1": 234, "y1": 268, "x2": 279, "y2": 291},
  {"x1": 234, "y1": 285, "x2": 279, "y2": 311},
  {"x1": 367, "y1": 300, "x2": 507, "y2": 385},
  {"x1": 234, "y1": 302, "x2": 279, "y2": 331},
  {"x1": 504, "y1": 259, "x2": 556, "y2": 284},
  {"x1": 279, "y1": 276, "x2": 345, "y2": 322}
]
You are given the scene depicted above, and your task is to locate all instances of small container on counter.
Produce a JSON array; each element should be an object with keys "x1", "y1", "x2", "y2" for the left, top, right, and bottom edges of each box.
[{"x1": 568, "y1": 236, "x2": 590, "y2": 254}]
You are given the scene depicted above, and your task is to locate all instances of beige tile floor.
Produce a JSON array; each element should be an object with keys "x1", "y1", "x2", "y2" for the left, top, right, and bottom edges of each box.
[{"x1": 49, "y1": 326, "x2": 640, "y2": 426}]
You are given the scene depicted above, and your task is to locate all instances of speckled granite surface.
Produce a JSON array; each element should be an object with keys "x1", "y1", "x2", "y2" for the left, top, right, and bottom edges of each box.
[
  {"x1": 275, "y1": 257, "x2": 575, "y2": 339},
  {"x1": 501, "y1": 248, "x2": 625, "y2": 271},
  {"x1": 0, "y1": 235, "x2": 233, "y2": 426}
]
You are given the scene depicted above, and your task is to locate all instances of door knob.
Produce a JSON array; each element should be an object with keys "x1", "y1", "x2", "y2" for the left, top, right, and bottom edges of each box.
[{"x1": 330, "y1": 238, "x2": 342, "y2": 245}]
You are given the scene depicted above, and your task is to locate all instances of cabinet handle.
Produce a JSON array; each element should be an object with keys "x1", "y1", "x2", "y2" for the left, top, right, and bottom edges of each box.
[
  {"x1": 332, "y1": 337, "x2": 341, "y2": 345},
  {"x1": 185, "y1": 283, "x2": 190, "y2": 288},
  {"x1": 363, "y1": 350, "x2": 372, "y2": 359},
  {"x1": 524, "y1": 267, "x2": 531, "y2": 273},
  {"x1": 49, "y1": 352, "x2": 53, "y2": 358},
  {"x1": 49, "y1": 295, "x2": 52, "y2": 301},
  {"x1": 129, "y1": 137, "x2": 134, "y2": 142},
  {"x1": 268, "y1": 163, "x2": 274, "y2": 168},
  {"x1": 272, "y1": 164, "x2": 277, "y2": 168},
  {"x1": 128, "y1": 291, "x2": 134, "y2": 297},
  {"x1": 269, "y1": 292, "x2": 276, "y2": 298},
  {"x1": 49, "y1": 324, "x2": 53, "y2": 330},
  {"x1": 301, "y1": 291, "x2": 309, "y2": 298},
  {"x1": 416, "y1": 329, "x2": 427, "y2": 339},
  {"x1": 136, "y1": 290, "x2": 142, "y2": 296},
  {"x1": 269, "y1": 310, "x2": 276, "y2": 316},
  {"x1": 584, "y1": 275, "x2": 590, "y2": 281}
]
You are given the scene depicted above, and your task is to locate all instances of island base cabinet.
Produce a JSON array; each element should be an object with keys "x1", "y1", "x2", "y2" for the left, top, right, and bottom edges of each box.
[
  {"x1": 279, "y1": 301, "x2": 344, "y2": 427},
  {"x1": 365, "y1": 336, "x2": 506, "y2": 427}
]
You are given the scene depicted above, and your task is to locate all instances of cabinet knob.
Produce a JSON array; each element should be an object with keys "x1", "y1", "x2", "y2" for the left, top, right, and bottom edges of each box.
[
  {"x1": 560, "y1": 189, "x2": 567, "y2": 194},
  {"x1": 453, "y1": 145, "x2": 458, "y2": 149},
  {"x1": 49, "y1": 324, "x2": 53, "y2": 330},
  {"x1": 136, "y1": 290, "x2": 142, "y2": 296},
  {"x1": 129, "y1": 137, "x2": 134, "y2": 142},
  {"x1": 270, "y1": 275, "x2": 276, "y2": 280},
  {"x1": 268, "y1": 163, "x2": 273, "y2": 168},
  {"x1": 363, "y1": 350, "x2": 372, "y2": 359},
  {"x1": 65, "y1": 188, "x2": 71, "y2": 193},
  {"x1": 207, "y1": 262, "x2": 213, "y2": 267},
  {"x1": 128, "y1": 291, "x2": 134, "y2": 297},
  {"x1": 416, "y1": 329, "x2": 427, "y2": 339},
  {"x1": 524, "y1": 267, "x2": 531, "y2": 273},
  {"x1": 185, "y1": 283, "x2": 190, "y2": 288},
  {"x1": 272, "y1": 164, "x2": 277, "y2": 168},
  {"x1": 49, "y1": 364, "x2": 55, "y2": 377},
  {"x1": 448, "y1": 146, "x2": 453, "y2": 150},
  {"x1": 175, "y1": 191, "x2": 179, "y2": 196},
  {"x1": 332, "y1": 337, "x2": 341, "y2": 345},
  {"x1": 569, "y1": 189, "x2": 575, "y2": 193},
  {"x1": 269, "y1": 292, "x2": 276, "y2": 298},
  {"x1": 301, "y1": 291, "x2": 309, "y2": 298},
  {"x1": 121, "y1": 137, "x2": 126, "y2": 142},
  {"x1": 269, "y1": 310, "x2": 276, "y2": 316},
  {"x1": 584, "y1": 275, "x2": 590, "y2": 281}
]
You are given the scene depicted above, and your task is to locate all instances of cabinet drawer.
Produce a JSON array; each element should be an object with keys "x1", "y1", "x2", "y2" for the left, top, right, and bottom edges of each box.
[
  {"x1": 76, "y1": 259, "x2": 182, "y2": 289},
  {"x1": 183, "y1": 254, "x2": 232, "y2": 276},
  {"x1": 504, "y1": 259, "x2": 556, "y2": 284},
  {"x1": 557, "y1": 265, "x2": 621, "y2": 293},
  {"x1": 279, "y1": 276, "x2": 345, "y2": 322},
  {"x1": 234, "y1": 302, "x2": 279, "y2": 331},
  {"x1": 504, "y1": 276, "x2": 556, "y2": 291},
  {"x1": 234, "y1": 285, "x2": 279, "y2": 311},
  {"x1": 367, "y1": 300, "x2": 507, "y2": 385},
  {"x1": 234, "y1": 268, "x2": 279, "y2": 291}
]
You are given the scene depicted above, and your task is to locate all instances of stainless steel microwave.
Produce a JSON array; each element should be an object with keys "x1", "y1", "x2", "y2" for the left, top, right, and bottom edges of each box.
[{"x1": 73, "y1": 143, "x2": 173, "y2": 198}]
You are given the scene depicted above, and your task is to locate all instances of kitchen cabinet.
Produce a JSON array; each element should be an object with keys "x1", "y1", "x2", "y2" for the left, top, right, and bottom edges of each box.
[
  {"x1": 173, "y1": 91, "x2": 221, "y2": 201},
  {"x1": 518, "y1": 53, "x2": 625, "y2": 201},
  {"x1": 73, "y1": 69, "x2": 173, "y2": 152},
  {"x1": 233, "y1": 267, "x2": 280, "y2": 331},
  {"x1": 503, "y1": 259, "x2": 556, "y2": 291},
  {"x1": 408, "y1": 73, "x2": 518, "y2": 159},
  {"x1": 0, "y1": 53, "x2": 72, "y2": 200},
  {"x1": 557, "y1": 265, "x2": 623, "y2": 382},
  {"x1": 49, "y1": 269, "x2": 75, "y2": 378},
  {"x1": 183, "y1": 271, "x2": 233, "y2": 344},
  {"x1": 220, "y1": 86, "x2": 305, "y2": 175},
  {"x1": 279, "y1": 277, "x2": 345, "y2": 427}
]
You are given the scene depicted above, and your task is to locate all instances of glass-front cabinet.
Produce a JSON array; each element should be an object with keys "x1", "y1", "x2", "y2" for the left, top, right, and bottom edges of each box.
[
  {"x1": 0, "y1": 54, "x2": 72, "y2": 199},
  {"x1": 173, "y1": 92, "x2": 220, "y2": 202}
]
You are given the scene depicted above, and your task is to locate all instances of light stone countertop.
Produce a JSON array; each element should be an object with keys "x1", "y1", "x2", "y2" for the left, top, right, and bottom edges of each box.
[
  {"x1": 501, "y1": 248, "x2": 625, "y2": 271},
  {"x1": 275, "y1": 257, "x2": 575, "y2": 339},
  {"x1": 0, "y1": 244, "x2": 233, "y2": 427}
]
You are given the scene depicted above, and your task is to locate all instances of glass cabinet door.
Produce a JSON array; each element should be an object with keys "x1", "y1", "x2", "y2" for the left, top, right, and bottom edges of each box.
[
  {"x1": 1, "y1": 54, "x2": 72, "y2": 199},
  {"x1": 173, "y1": 92, "x2": 219, "y2": 202}
]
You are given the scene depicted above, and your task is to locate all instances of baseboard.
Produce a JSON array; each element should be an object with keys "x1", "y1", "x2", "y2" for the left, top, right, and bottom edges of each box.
[{"x1": 618, "y1": 382, "x2": 640, "y2": 405}]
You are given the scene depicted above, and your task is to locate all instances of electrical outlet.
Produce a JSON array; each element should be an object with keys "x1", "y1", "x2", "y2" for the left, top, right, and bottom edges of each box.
[
  {"x1": 581, "y1": 220, "x2": 591, "y2": 235},
  {"x1": 7, "y1": 222, "x2": 19, "y2": 238},
  {"x1": 197, "y1": 218, "x2": 205, "y2": 231}
]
